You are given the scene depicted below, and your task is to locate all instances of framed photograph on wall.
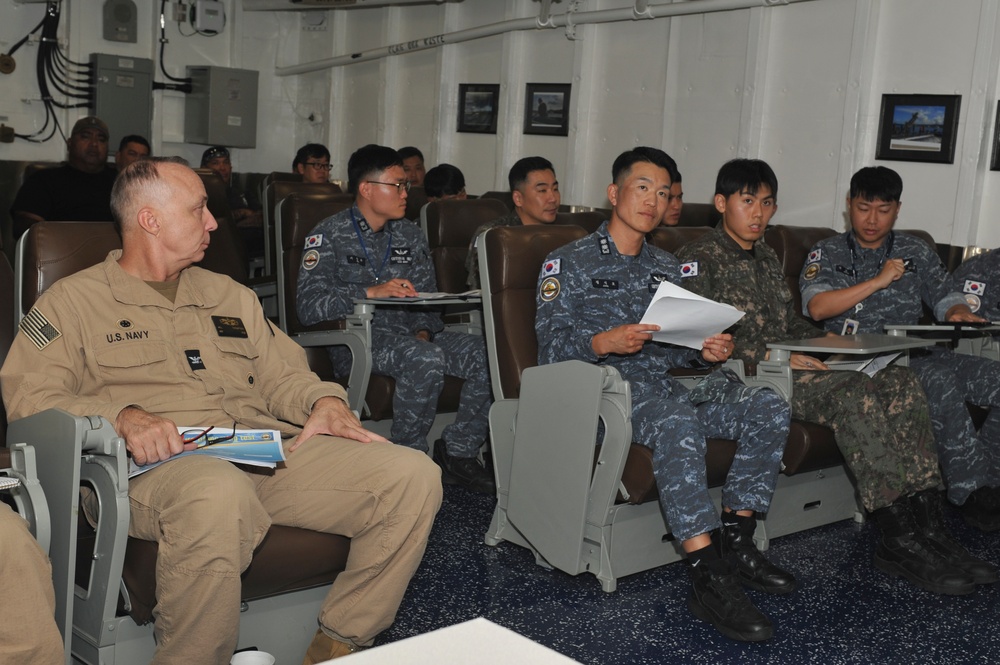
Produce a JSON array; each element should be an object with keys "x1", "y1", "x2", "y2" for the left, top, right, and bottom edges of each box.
[
  {"x1": 457, "y1": 84, "x2": 500, "y2": 134},
  {"x1": 875, "y1": 93, "x2": 961, "y2": 164},
  {"x1": 523, "y1": 83, "x2": 571, "y2": 136}
]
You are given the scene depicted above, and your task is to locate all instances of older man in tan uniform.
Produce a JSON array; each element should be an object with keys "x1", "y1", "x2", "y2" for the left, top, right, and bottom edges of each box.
[
  {"x1": 1, "y1": 157, "x2": 442, "y2": 665},
  {"x1": 0, "y1": 503, "x2": 64, "y2": 664}
]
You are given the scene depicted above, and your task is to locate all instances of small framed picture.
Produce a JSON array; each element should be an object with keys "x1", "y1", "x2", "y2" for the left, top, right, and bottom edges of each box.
[
  {"x1": 523, "y1": 83, "x2": 571, "y2": 136},
  {"x1": 875, "y1": 93, "x2": 961, "y2": 164},
  {"x1": 457, "y1": 84, "x2": 500, "y2": 134}
]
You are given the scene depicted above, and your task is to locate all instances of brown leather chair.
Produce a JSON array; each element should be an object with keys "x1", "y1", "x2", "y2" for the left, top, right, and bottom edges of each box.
[
  {"x1": 677, "y1": 202, "x2": 722, "y2": 227},
  {"x1": 278, "y1": 192, "x2": 462, "y2": 420},
  {"x1": 262, "y1": 179, "x2": 343, "y2": 276},
  {"x1": 422, "y1": 198, "x2": 509, "y2": 293},
  {"x1": 553, "y1": 211, "x2": 605, "y2": 234},
  {"x1": 480, "y1": 224, "x2": 741, "y2": 592},
  {"x1": 479, "y1": 190, "x2": 514, "y2": 210},
  {"x1": 12, "y1": 220, "x2": 351, "y2": 662},
  {"x1": 404, "y1": 185, "x2": 429, "y2": 222}
]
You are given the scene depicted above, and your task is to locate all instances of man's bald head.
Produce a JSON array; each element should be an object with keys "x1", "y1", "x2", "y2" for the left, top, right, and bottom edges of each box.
[{"x1": 111, "y1": 157, "x2": 189, "y2": 235}]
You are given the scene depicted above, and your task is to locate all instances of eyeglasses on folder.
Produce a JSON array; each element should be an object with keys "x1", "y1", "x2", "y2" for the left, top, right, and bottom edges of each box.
[{"x1": 181, "y1": 422, "x2": 238, "y2": 448}]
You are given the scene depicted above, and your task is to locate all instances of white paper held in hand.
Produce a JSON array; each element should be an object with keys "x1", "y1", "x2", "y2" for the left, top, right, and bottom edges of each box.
[{"x1": 639, "y1": 281, "x2": 745, "y2": 350}]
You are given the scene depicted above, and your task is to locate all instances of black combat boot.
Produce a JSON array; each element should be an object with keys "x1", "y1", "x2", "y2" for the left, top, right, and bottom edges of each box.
[
  {"x1": 910, "y1": 489, "x2": 998, "y2": 585},
  {"x1": 688, "y1": 552, "x2": 774, "y2": 642},
  {"x1": 957, "y1": 486, "x2": 1000, "y2": 532},
  {"x1": 433, "y1": 439, "x2": 496, "y2": 495},
  {"x1": 720, "y1": 514, "x2": 797, "y2": 595},
  {"x1": 871, "y1": 498, "x2": 976, "y2": 595}
]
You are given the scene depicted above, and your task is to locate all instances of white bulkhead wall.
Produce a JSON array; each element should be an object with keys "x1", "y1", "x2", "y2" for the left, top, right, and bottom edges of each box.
[{"x1": 2, "y1": 0, "x2": 1000, "y2": 248}]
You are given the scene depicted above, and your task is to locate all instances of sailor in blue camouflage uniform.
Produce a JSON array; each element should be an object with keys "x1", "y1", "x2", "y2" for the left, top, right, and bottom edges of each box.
[
  {"x1": 799, "y1": 165, "x2": 1000, "y2": 531},
  {"x1": 679, "y1": 159, "x2": 994, "y2": 595},
  {"x1": 535, "y1": 147, "x2": 792, "y2": 643},
  {"x1": 297, "y1": 144, "x2": 494, "y2": 495},
  {"x1": 951, "y1": 249, "x2": 1000, "y2": 322}
]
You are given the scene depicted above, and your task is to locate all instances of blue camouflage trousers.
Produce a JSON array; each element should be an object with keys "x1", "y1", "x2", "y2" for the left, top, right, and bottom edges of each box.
[
  {"x1": 366, "y1": 330, "x2": 491, "y2": 457},
  {"x1": 910, "y1": 347, "x2": 1000, "y2": 504},
  {"x1": 629, "y1": 374, "x2": 789, "y2": 542}
]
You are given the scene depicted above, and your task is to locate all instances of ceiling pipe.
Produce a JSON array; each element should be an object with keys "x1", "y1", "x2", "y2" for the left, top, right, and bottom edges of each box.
[{"x1": 275, "y1": 0, "x2": 820, "y2": 76}]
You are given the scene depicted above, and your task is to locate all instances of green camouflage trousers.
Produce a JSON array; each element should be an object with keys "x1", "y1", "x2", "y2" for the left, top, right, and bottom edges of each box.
[{"x1": 792, "y1": 365, "x2": 941, "y2": 512}]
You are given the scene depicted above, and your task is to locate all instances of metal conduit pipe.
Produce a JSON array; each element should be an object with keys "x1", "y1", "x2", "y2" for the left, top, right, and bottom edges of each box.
[{"x1": 275, "y1": 0, "x2": 820, "y2": 77}]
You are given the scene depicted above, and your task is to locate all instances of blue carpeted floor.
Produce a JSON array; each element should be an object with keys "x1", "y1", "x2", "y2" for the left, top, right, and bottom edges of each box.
[{"x1": 377, "y1": 486, "x2": 1000, "y2": 664}]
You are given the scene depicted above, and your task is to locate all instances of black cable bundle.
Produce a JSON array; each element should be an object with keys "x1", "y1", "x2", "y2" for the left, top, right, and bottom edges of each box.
[
  {"x1": 15, "y1": 1, "x2": 94, "y2": 143},
  {"x1": 159, "y1": 0, "x2": 193, "y2": 85}
]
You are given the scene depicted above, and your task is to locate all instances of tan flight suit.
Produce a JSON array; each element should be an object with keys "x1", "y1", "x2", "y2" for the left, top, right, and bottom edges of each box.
[
  {"x1": 1, "y1": 251, "x2": 442, "y2": 665},
  {"x1": 0, "y1": 502, "x2": 63, "y2": 664}
]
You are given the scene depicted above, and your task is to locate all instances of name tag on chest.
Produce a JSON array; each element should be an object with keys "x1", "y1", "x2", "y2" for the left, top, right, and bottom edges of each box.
[
  {"x1": 390, "y1": 248, "x2": 413, "y2": 264},
  {"x1": 591, "y1": 278, "x2": 619, "y2": 290}
]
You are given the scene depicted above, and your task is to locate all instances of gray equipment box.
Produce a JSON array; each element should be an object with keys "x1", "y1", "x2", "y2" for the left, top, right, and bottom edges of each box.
[
  {"x1": 90, "y1": 53, "x2": 153, "y2": 149},
  {"x1": 184, "y1": 65, "x2": 258, "y2": 148}
]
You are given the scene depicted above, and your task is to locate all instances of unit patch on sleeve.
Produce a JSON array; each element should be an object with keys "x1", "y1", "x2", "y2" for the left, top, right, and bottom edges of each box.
[
  {"x1": 965, "y1": 294, "x2": 982, "y2": 313},
  {"x1": 302, "y1": 249, "x2": 320, "y2": 270},
  {"x1": 679, "y1": 261, "x2": 698, "y2": 278},
  {"x1": 539, "y1": 277, "x2": 561, "y2": 302},
  {"x1": 212, "y1": 316, "x2": 249, "y2": 338},
  {"x1": 19, "y1": 307, "x2": 61, "y2": 350},
  {"x1": 803, "y1": 263, "x2": 820, "y2": 280}
]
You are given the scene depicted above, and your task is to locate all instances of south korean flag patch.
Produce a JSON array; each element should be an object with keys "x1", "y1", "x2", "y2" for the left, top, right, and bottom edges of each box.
[
  {"x1": 807, "y1": 248, "x2": 822, "y2": 263},
  {"x1": 305, "y1": 233, "x2": 323, "y2": 249},
  {"x1": 680, "y1": 261, "x2": 699, "y2": 278},
  {"x1": 542, "y1": 258, "x2": 561, "y2": 277},
  {"x1": 964, "y1": 279, "x2": 986, "y2": 296}
]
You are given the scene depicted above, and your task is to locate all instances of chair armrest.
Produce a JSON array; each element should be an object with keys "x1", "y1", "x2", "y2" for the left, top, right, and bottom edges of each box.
[
  {"x1": 2, "y1": 443, "x2": 50, "y2": 551},
  {"x1": 7, "y1": 408, "x2": 126, "y2": 658},
  {"x1": 751, "y1": 358, "x2": 793, "y2": 402},
  {"x1": 290, "y1": 307, "x2": 373, "y2": 412}
]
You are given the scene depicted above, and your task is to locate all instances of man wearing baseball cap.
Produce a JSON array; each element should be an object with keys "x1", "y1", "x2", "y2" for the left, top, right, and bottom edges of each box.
[{"x1": 10, "y1": 115, "x2": 117, "y2": 240}]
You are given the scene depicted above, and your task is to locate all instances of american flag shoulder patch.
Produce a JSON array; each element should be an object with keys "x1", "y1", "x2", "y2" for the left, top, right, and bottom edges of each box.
[{"x1": 19, "y1": 308, "x2": 62, "y2": 350}]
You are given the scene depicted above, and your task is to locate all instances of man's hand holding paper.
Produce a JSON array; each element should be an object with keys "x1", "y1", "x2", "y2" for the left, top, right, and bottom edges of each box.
[{"x1": 640, "y1": 281, "x2": 746, "y2": 350}]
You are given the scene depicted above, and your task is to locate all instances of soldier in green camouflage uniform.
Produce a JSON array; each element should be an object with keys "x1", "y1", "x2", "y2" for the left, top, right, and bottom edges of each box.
[{"x1": 676, "y1": 158, "x2": 997, "y2": 594}]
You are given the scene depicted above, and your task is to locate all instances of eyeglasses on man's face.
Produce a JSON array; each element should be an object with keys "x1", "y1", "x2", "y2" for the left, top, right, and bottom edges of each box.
[
  {"x1": 305, "y1": 162, "x2": 333, "y2": 171},
  {"x1": 366, "y1": 180, "x2": 411, "y2": 195}
]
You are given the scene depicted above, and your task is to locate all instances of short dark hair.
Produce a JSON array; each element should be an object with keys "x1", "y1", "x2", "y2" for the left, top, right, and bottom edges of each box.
[
  {"x1": 671, "y1": 169, "x2": 682, "y2": 184},
  {"x1": 611, "y1": 147, "x2": 677, "y2": 186},
  {"x1": 508, "y1": 156, "x2": 555, "y2": 192},
  {"x1": 347, "y1": 144, "x2": 403, "y2": 196},
  {"x1": 714, "y1": 159, "x2": 778, "y2": 200},
  {"x1": 850, "y1": 166, "x2": 903, "y2": 202},
  {"x1": 293, "y1": 143, "x2": 331, "y2": 170},
  {"x1": 424, "y1": 163, "x2": 466, "y2": 198},
  {"x1": 118, "y1": 134, "x2": 150, "y2": 152},
  {"x1": 398, "y1": 146, "x2": 424, "y2": 162}
]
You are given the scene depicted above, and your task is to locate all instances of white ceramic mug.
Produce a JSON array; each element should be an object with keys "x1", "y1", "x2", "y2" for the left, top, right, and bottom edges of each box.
[{"x1": 230, "y1": 651, "x2": 276, "y2": 665}]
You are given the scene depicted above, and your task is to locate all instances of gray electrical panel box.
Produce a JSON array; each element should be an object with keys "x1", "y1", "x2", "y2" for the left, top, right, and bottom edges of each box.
[
  {"x1": 184, "y1": 66, "x2": 258, "y2": 148},
  {"x1": 90, "y1": 53, "x2": 153, "y2": 149}
]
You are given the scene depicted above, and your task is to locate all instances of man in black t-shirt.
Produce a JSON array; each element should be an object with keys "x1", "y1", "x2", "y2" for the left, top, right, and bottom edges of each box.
[{"x1": 11, "y1": 116, "x2": 118, "y2": 240}]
